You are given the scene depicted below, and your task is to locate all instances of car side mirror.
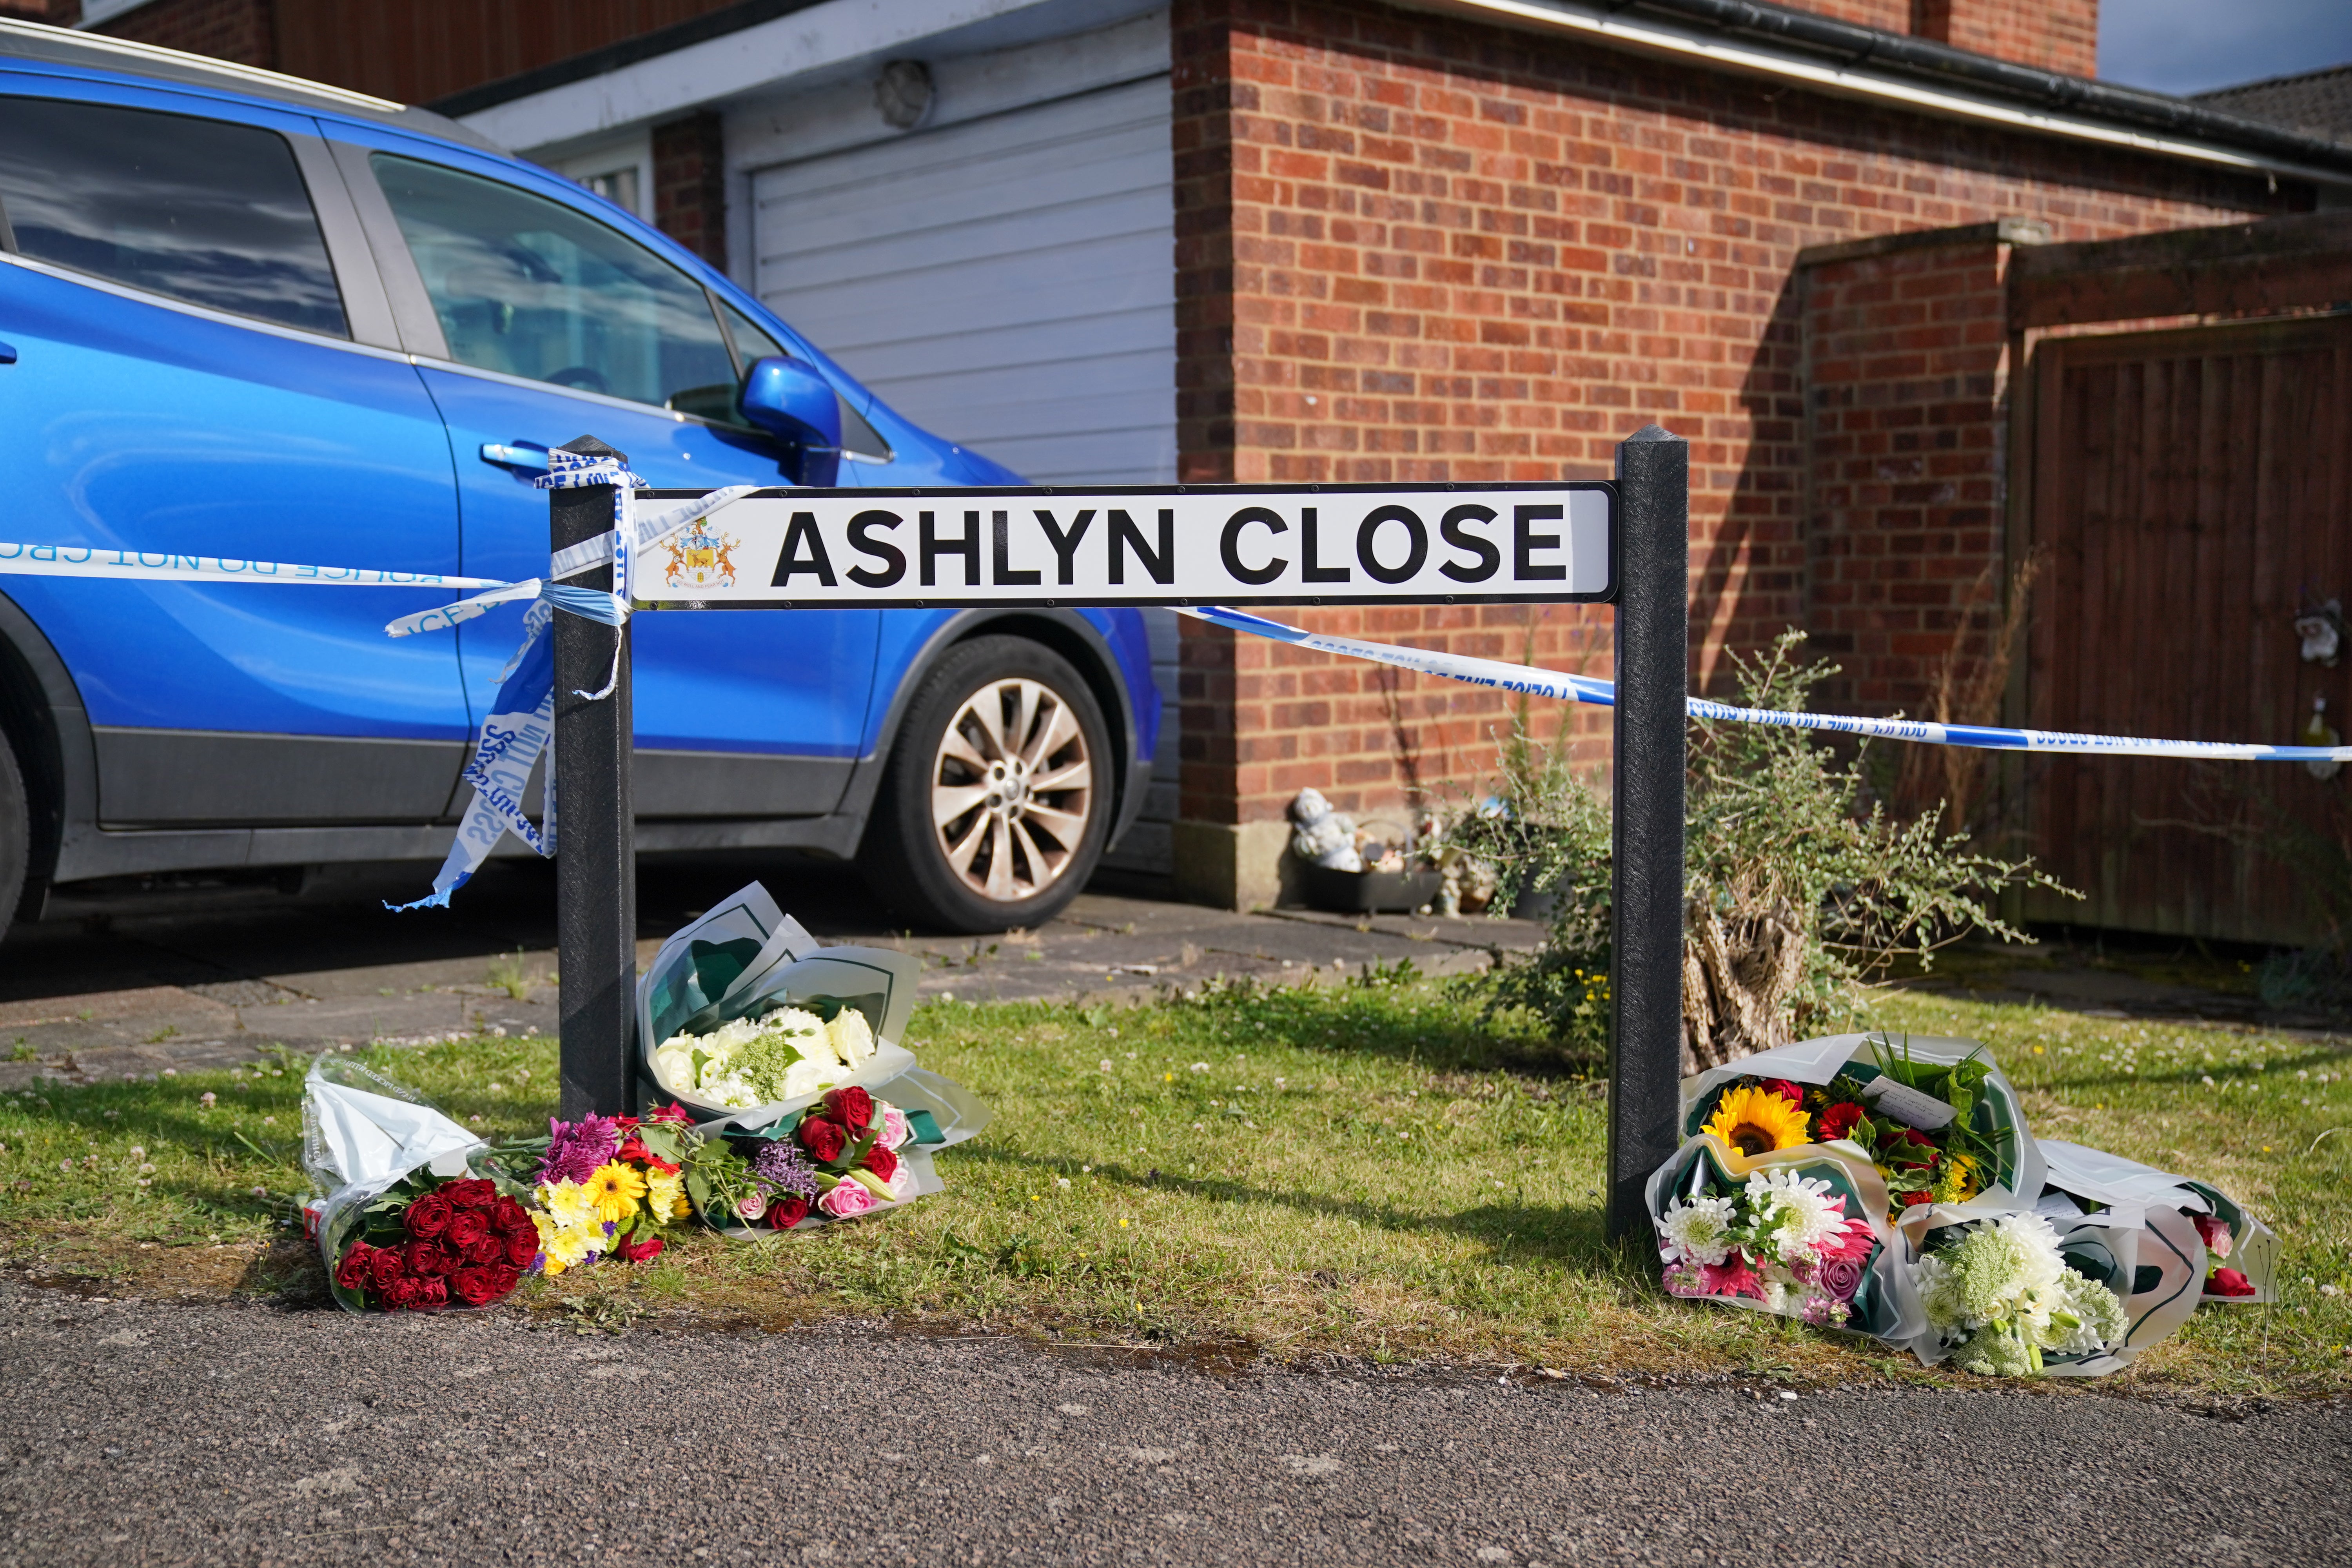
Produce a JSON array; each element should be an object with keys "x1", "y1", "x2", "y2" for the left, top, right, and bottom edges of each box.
[{"x1": 739, "y1": 355, "x2": 842, "y2": 486}]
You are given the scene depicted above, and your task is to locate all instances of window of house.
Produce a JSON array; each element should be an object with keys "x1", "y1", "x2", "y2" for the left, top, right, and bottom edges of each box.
[
  {"x1": 372, "y1": 153, "x2": 737, "y2": 414},
  {"x1": 0, "y1": 95, "x2": 346, "y2": 336}
]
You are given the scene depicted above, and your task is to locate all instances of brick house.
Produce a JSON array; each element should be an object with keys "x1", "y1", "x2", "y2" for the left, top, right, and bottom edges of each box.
[{"x1": 19, "y1": 0, "x2": 2352, "y2": 929}]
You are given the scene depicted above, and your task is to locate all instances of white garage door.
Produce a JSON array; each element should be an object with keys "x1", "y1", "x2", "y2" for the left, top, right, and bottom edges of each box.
[
  {"x1": 750, "y1": 74, "x2": 1175, "y2": 486},
  {"x1": 750, "y1": 71, "x2": 1181, "y2": 876}
]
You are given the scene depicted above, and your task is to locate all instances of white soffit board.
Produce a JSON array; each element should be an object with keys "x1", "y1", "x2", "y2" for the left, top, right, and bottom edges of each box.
[{"x1": 751, "y1": 73, "x2": 1175, "y2": 488}]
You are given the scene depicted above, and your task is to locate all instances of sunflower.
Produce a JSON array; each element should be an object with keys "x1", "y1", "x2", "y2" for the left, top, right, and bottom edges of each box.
[
  {"x1": 1702, "y1": 1085, "x2": 1813, "y2": 1161},
  {"x1": 1933, "y1": 1151, "x2": 1982, "y2": 1204},
  {"x1": 585, "y1": 1160, "x2": 648, "y2": 1225}
]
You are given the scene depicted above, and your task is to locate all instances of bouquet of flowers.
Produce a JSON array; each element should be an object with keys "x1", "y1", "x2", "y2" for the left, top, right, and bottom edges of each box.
[
  {"x1": 1909, "y1": 1212, "x2": 2128, "y2": 1377},
  {"x1": 302, "y1": 1054, "x2": 537, "y2": 1315},
  {"x1": 1681, "y1": 1032, "x2": 2042, "y2": 1219},
  {"x1": 1655, "y1": 1162, "x2": 1884, "y2": 1328},
  {"x1": 503, "y1": 1109, "x2": 695, "y2": 1276},
  {"x1": 2036, "y1": 1139, "x2": 2278, "y2": 1305},
  {"x1": 679, "y1": 1085, "x2": 948, "y2": 1232},
  {"x1": 329, "y1": 1174, "x2": 536, "y2": 1313}
]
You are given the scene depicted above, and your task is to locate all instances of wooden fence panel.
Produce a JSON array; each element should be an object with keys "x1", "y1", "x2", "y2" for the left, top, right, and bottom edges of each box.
[{"x1": 2022, "y1": 315, "x2": 2352, "y2": 946}]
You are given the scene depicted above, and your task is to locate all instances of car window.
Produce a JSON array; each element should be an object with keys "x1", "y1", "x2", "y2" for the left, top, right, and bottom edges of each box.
[
  {"x1": 372, "y1": 154, "x2": 737, "y2": 413},
  {"x1": 712, "y1": 294, "x2": 891, "y2": 461},
  {"x1": 0, "y1": 96, "x2": 346, "y2": 336}
]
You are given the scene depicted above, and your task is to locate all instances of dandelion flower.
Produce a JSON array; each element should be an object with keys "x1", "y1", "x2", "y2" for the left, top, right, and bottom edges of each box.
[
  {"x1": 585, "y1": 1161, "x2": 647, "y2": 1224},
  {"x1": 1702, "y1": 1086, "x2": 1811, "y2": 1162}
]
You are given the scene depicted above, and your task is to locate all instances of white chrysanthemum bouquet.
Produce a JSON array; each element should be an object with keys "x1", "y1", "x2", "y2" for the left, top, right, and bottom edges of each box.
[{"x1": 1911, "y1": 1212, "x2": 2128, "y2": 1377}]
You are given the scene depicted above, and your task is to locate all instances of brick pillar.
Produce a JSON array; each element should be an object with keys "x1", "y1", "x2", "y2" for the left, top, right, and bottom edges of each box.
[
  {"x1": 1800, "y1": 218, "x2": 2047, "y2": 719},
  {"x1": 1170, "y1": 0, "x2": 1285, "y2": 909},
  {"x1": 653, "y1": 111, "x2": 727, "y2": 272},
  {"x1": 92, "y1": 0, "x2": 276, "y2": 66},
  {"x1": 1913, "y1": 0, "x2": 2099, "y2": 80}
]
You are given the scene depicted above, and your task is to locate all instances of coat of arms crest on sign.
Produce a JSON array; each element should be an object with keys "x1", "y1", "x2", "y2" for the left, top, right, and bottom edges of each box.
[{"x1": 661, "y1": 522, "x2": 738, "y2": 590}]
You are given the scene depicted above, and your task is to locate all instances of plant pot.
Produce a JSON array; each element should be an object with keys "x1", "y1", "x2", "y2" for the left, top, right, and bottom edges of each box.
[
  {"x1": 1510, "y1": 888, "x2": 1558, "y2": 922},
  {"x1": 1298, "y1": 862, "x2": 1444, "y2": 915}
]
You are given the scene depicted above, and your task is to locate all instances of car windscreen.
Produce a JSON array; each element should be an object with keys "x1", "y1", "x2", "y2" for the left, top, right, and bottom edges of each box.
[{"x1": 0, "y1": 95, "x2": 347, "y2": 337}]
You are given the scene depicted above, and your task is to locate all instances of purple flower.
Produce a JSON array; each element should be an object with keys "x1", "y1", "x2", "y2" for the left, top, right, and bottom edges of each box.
[
  {"x1": 751, "y1": 1137, "x2": 820, "y2": 1198},
  {"x1": 1818, "y1": 1254, "x2": 1866, "y2": 1302},
  {"x1": 1800, "y1": 1293, "x2": 1851, "y2": 1327},
  {"x1": 537, "y1": 1113, "x2": 624, "y2": 1187},
  {"x1": 1661, "y1": 1264, "x2": 1706, "y2": 1299}
]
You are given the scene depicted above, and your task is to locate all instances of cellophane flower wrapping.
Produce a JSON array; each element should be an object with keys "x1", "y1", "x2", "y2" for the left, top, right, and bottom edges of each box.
[
  {"x1": 1644, "y1": 1134, "x2": 1915, "y2": 1341},
  {"x1": 2034, "y1": 1138, "x2": 2279, "y2": 1307},
  {"x1": 301, "y1": 1054, "x2": 533, "y2": 1314}
]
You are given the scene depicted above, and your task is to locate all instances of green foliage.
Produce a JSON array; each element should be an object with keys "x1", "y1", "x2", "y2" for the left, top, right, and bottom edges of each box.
[{"x1": 1470, "y1": 631, "x2": 2069, "y2": 1063}]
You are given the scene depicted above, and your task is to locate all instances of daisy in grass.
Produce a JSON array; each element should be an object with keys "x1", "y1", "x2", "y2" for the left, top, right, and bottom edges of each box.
[{"x1": 1701, "y1": 1085, "x2": 1811, "y2": 1161}]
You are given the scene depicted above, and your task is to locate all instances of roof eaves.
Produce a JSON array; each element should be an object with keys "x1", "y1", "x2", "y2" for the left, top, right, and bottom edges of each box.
[{"x1": 1395, "y1": 0, "x2": 2352, "y2": 185}]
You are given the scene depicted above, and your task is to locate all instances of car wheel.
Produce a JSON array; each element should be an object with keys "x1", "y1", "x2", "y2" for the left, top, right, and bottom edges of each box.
[
  {"x1": 0, "y1": 733, "x2": 25, "y2": 947},
  {"x1": 859, "y1": 635, "x2": 1112, "y2": 933}
]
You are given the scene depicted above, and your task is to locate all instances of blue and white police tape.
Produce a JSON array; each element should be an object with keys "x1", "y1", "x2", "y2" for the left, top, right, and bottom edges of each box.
[
  {"x1": 386, "y1": 454, "x2": 757, "y2": 909},
  {"x1": 1181, "y1": 604, "x2": 2352, "y2": 764},
  {"x1": 0, "y1": 458, "x2": 755, "y2": 911}
]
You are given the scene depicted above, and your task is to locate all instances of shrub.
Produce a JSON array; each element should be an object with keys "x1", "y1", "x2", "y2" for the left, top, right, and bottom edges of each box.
[{"x1": 1463, "y1": 632, "x2": 2070, "y2": 1071}]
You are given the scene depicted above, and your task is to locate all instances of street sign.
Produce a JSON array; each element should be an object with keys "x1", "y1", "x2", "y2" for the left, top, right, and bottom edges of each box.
[{"x1": 630, "y1": 482, "x2": 1616, "y2": 609}]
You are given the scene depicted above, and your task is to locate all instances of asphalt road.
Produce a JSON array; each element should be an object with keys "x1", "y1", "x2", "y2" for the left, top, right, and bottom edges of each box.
[{"x1": 2, "y1": 1285, "x2": 2344, "y2": 1567}]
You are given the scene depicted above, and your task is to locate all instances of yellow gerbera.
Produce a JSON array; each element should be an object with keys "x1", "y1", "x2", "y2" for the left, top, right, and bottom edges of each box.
[
  {"x1": 586, "y1": 1160, "x2": 648, "y2": 1225},
  {"x1": 1702, "y1": 1085, "x2": 1812, "y2": 1161}
]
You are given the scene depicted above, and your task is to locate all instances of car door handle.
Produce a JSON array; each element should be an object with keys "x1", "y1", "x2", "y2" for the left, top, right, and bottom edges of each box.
[{"x1": 479, "y1": 441, "x2": 549, "y2": 472}]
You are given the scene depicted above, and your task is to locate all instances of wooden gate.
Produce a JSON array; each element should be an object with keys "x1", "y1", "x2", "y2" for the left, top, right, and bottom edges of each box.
[{"x1": 2021, "y1": 314, "x2": 2352, "y2": 946}]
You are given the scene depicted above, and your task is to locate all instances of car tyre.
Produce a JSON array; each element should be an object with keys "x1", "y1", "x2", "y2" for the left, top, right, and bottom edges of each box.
[
  {"x1": 858, "y1": 635, "x2": 1113, "y2": 933},
  {"x1": 0, "y1": 733, "x2": 25, "y2": 948}
]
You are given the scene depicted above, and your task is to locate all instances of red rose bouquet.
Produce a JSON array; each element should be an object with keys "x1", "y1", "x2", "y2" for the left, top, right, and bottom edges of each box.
[{"x1": 327, "y1": 1174, "x2": 536, "y2": 1313}]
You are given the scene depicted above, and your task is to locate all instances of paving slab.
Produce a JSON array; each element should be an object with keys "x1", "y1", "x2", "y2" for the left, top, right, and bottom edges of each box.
[{"x1": 0, "y1": 855, "x2": 1549, "y2": 1088}]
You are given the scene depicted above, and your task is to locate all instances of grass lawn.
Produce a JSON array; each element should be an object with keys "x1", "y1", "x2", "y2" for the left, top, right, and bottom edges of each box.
[{"x1": 1, "y1": 970, "x2": 2345, "y2": 1394}]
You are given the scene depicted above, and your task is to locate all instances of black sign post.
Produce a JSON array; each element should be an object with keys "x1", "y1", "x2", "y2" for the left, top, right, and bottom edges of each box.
[
  {"x1": 1604, "y1": 425, "x2": 1689, "y2": 1239},
  {"x1": 550, "y1": 436, "x2": 640, "y2": 1120}
]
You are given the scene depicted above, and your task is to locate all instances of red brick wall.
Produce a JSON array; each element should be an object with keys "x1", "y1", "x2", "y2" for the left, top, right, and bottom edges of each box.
[
  {"x1": 1800, "y1": 227, "x2": 2025, "y2": 718},
  {"x1": 96, "y1": 0, "x2": 273, "y2": 67},
  {"x1": 1915, "y1": 0, "x2": 2100, "y2": 79},
  {"x1": 89, "y1": 0, "x2": 743, "y2": 108},
  {"x1": 652, "y1": 110, "x2": 726, "y2": 271},
  {"x1": 0, "y1": 0, "x2": 80, "y2": 24},
  {"x1": 1169, "y1": 0, "x2": 2293, "y2": 885}
]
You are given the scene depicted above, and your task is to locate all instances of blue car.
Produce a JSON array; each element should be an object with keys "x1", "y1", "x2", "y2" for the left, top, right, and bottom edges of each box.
[{"x1": 0, "y1": 23, "x2": 1158, "y2": 937}]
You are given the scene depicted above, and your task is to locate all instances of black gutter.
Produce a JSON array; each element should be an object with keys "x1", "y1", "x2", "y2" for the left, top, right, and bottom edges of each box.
[{"x1": 1615, "y1": 0, "x2": 2352, "y2": 176}]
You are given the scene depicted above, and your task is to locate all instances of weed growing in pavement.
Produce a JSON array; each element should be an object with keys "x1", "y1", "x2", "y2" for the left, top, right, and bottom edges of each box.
[
  {"x1": 486, "y1": 948, "x2": 536, "y2": 1002},
  {"x1": 0, "y1": 984, "x2": 2341, "y2": 1390}
]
